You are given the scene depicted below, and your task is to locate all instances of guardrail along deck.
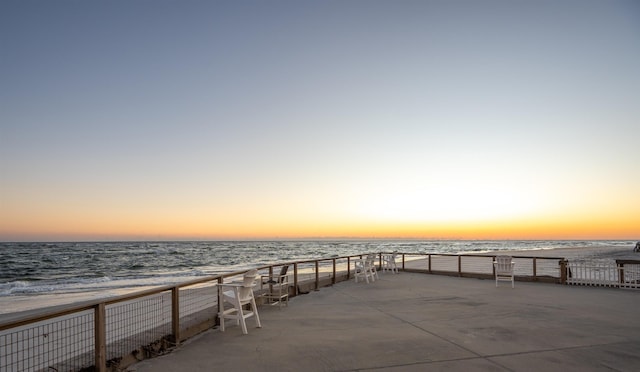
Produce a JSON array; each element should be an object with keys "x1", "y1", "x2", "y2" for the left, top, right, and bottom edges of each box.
[{"x1": 0, "y1": 252, "x2": 594, "y2": 372}]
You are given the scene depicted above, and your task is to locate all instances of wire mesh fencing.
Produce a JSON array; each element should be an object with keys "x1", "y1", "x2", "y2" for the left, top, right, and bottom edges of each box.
[{"x1": 0, "y1": 309, "x2": 94, "y2": 372}]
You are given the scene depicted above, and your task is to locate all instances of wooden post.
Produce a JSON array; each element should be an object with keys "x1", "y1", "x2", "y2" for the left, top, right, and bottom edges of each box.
[
  {"x1": 94, "y1": 303, "x2": 106, "y2": 372},
  {"x1": 428, "y1": 254, "x2": 431, "y2": 273},
  {"x1": 458, "y1": 255, "x2": 462, "y2": 277},
  {"x1": 619, "y1": 262, "x2": 625, "y2": 284},
  {"x1": 293, "y1": 263, "x2": 298, "y2": 296},
  {"x1": 492, "y1": 256, "x2": 496, "y2": 278},
  {"x1": 402, "y1": 254, "x2": 405, "y2": 270},
  {"x1": 615, "y1": 260, "x2": 640, "y2": 285},
  {"x1": 332, "y1": 258, "x2": 336, "y2": 284},
  {"x1": 559, "y1": 259, "x2": 567, "y2": 284},
  {"x1": 315, "y1": 261, "x2": 319, "y2": 290},
  {"x1": 171, "y1": 287, "x2": 180, "y2": 344},
  {"x1": 533, "y1": 258, "x2": 537, "y2": 281},
  {"x1": 347, "y1": 257, "x2": 351, "y2": 279},
  {"x1": 216, "y1": 277, "x2": 223, "y2": 326}
]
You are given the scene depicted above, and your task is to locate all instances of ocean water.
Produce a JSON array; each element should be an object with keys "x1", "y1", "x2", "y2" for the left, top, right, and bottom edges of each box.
[{"x1": 0, "y1": 240, "x2": 633, "y2": 301}]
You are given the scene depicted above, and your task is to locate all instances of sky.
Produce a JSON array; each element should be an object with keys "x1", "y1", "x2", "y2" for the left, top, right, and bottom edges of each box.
[{"x1": 1, "y1": 0, "x2": 639, "y2": 242}]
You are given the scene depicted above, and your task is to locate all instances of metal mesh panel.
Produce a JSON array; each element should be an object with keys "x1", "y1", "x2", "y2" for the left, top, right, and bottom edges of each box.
[
  {"x1": 402, "y1": 254, "x2": 429, "y2": 270},
  {"x1": 179, "y1": 283, "x2": 218, "y2": 331},
  {"x1": 105, "y1": 292, "x2": 172, "y2": 363},
  {"x1": 0, "y1": 310, "x2": 94, "y2": 372},
  {"x1": 317, "y1": 260, "x2": 334, "y2": 277},
  {"x1": 512, "y1": 257, "x2": 533, "y2": 276},
  {"x1": 460, "y1": 256, "x2": 493, "y2": 274},
  {"x1": 430, "y1": 255, "x2": 458, "y2": 272},
  {"x1": 295, "y1": 263, "x2": 316, "y2": 282},
  {"x1": 335, "y1": 258, "x2": 349, "y2": 276},
  {"x1": 535, "y1": 258, "x2": 561, "y2": 277}
]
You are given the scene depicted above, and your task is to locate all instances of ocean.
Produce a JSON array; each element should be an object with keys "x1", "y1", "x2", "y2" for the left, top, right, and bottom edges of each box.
[{"x1": 0, "y1": 240, "x2": 634, "y2": 315}]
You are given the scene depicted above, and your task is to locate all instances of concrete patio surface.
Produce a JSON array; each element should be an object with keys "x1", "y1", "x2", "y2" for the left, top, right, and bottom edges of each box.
[{"x1": 129, "y1": 272, "x2": 640, "y2": 372}]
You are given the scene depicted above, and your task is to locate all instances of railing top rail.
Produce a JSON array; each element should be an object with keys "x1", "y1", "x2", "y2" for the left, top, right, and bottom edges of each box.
[
  {"x1": 260, "y1": 253, "x2": 369, "y2": 266},
  {"x1": 399, "y1": 252, "x2": 565, "y2": 260},
  {"x1": 616, "y1": 259, "x2": 640, "y2": 265}
]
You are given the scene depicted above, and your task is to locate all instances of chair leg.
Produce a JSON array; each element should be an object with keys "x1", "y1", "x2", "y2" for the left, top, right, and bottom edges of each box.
[
  {"x1": 251, "y1": 296, "x2": 262, "y2": 328},
  {"x1": 237, "y1": 305, "x2": 248, "y2": 334},
  {"x1": 367, "y1": 266, "x2": 375, "y2": 282},
  {"x1": 219, "y1": 294, "x2": 226, "y2": 332}
]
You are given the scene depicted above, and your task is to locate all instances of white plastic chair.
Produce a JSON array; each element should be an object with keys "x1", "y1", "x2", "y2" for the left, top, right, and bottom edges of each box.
[
  {"x1": 366, "y1": 253, "x2": 379, "y2": 281},
  {"x1": 218, "y1": 269, "x2": 262, "y2": 334},
  {"x1": 493, "y1": 256, "x2": 515, "y2": 288},
  {"x1": 354, "y1": 258, "x2": 374, "y2": 283},
  {"x1": 382, "y1": 251, "x2": 398, "y2": 274}
]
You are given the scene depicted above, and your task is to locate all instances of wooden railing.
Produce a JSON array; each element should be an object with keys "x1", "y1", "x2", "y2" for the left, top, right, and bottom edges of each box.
[
  {"x1": 397, "y1": 253, "x2": 564, "y2": 283},
  {"x1": 0, "y1": 252, "x2": 564, "y2": 372}
]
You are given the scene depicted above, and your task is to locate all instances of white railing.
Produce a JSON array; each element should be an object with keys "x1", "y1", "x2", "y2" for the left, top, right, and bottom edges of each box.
[{"x1": 566, "y1": 260, "x2": 640, "y2": 289}]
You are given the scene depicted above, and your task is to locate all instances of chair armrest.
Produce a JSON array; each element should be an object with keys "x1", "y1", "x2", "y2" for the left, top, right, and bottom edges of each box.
[
  {"x1": 261, "y1": 274, "x2": 288, "y2": 286},
  {"x1": 218, "y1": 283, "x2": 245, "y2": 289}
]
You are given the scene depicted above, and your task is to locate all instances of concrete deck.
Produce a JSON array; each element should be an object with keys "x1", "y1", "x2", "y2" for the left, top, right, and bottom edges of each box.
[{"x1": 129, "y1": 272, "x2": 640, "y2": 372}]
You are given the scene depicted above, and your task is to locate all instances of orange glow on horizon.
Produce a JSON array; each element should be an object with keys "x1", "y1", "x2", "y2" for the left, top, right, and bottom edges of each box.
[{"x1": 2, "y1": 212, "x2": 638, "y2": 241}]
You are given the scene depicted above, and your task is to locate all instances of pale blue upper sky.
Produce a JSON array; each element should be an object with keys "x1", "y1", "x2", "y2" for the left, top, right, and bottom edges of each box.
[{"x1": 1, "y1": 0, "x2": 639, "y2": 240}]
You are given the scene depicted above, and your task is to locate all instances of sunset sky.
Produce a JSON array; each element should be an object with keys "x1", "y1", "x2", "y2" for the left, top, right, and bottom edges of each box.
[{"x1": 1, "y1": 0, "x2": 639, "y2": 241}]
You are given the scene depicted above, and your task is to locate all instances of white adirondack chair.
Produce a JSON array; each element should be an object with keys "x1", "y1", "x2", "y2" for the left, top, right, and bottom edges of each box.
[
  {"x1": 366, "y1": 253, "x2": 379, "y2": 281},
  {"x1": 218, "y1": 269, "x2": 262, "y2": 334},
  {"x1": 382, "y1": 251, "x2": 399, "y2": 274},
  {"x1": 354, "y1": 258, "x2": 373, "y2": 283},
  {"x1": 493, "y1": 255, "x2": 515, "y2": 288}
]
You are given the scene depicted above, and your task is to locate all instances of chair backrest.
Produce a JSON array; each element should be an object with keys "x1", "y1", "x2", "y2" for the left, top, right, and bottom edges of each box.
[
  {"x1": 235, "y1": 269, "x2": 258, "y2": 302},
  {"x1": 495, "y1": 256, "x2": 513, "y2": 273},
  {"x1": 279, "y1": 265, "x2": 289, "y2": 277},
  {"x1": 242, "y1": 269, "x2": 258, "y2": 287}
]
